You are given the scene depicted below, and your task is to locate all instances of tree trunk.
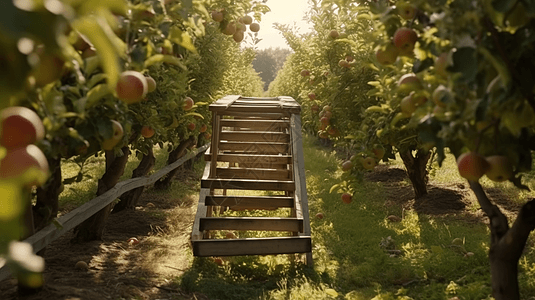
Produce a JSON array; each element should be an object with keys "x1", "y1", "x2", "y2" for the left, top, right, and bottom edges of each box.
[
  {"x1": 154, "y1": 136, "x2": 196, "y2": 190},
  {"x1": 112, "y1": 147, "x2": 155, "y2": 213},
  {"x1": 399, "y1": 149, "x2": 431, "y2": 199},
  {"x1": 73, "y1": 147, "x2": 130, "y2": 242},
  {"x1": 469, "y1": 182, "x2": 535, "y2": 300},
  {"x1": 18, "y1": 189, "x2": 42, "y2": 296},
  {"x1": 33, "y1": 157, "x2": 62, "y2": 231}
]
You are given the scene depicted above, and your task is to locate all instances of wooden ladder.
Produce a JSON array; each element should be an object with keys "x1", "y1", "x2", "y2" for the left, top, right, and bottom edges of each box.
[{"x1": 191, "y1": 95, "x2": 313, "y2": 266}]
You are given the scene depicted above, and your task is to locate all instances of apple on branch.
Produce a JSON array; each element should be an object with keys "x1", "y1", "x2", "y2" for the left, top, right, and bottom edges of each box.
[
  {"x1": 376, "y1": 43, "x2": 400, "y2": 65},
  {"x1": 457, "y1": 152, "x2": 490, "y2": 181},
  {"x1": 116, "y1": 71, "x2": 148, "y2": 104},
  {"x1": 101, "y1": 120, "x2": 124, "y2": 150},
  {"x1": 485, "y1": 155, "x2": 513, "y2": 182},
  {"x1": 393, "y1": 27, "x2": 418, "y2": 53},
  {"x1": 0, "y1": 106, "x2": 45, "y2": 149}
]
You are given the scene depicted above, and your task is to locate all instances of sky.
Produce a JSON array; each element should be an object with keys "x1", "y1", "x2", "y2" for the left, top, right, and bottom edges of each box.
[{"x1": 252, "y1": 0, "x2": 313, "y2": 50}]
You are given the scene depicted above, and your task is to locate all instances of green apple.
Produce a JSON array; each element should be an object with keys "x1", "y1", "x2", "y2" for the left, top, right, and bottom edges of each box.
[
  {"x1": 398, "y1": 3, "x2": 417, "y2": 20},
  {"x1": 398, "y1": 73, "x2": 422, "y2": 94},
  {"x1": 485, "y1": 155, "x2": 513, "y2": 182},
  {"x1": 341, "y1": 160, "x2": 353, "y2": 171},
  {"x1": 362, "y1": 157, "x2": 376, "y2": 170},
  {"x1": 376, "y1": 43, "x2": 400, "y2": 65},
  {"x1": 432, "y1": 85, "x2": 453, "y2": 107},
  {"x1": 102, "y1": 120, "x2": 124, "y2": 150},
  {"x1": 400, "y1": 94, "x2": 417, "y2": 116}
]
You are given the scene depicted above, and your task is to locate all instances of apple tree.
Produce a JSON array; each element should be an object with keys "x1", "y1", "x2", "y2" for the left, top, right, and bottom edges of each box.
[{"x1": 364, "y1": 0, "x2": 535, "y2": 298}]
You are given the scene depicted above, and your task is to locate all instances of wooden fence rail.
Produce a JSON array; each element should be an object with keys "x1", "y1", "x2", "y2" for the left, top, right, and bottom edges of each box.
[{"x1": 0, "y1": 143, "x2": 210, "y2": 282}]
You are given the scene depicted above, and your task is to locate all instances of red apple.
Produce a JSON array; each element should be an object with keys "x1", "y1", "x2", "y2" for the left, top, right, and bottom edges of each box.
[
  {"x1": 327, "y1": 126, "x2": 339, "y2": 137},
  {"x1": 200, "y1": 124, "x2": 208, "y2": 133},
  {"x1": 341, "y1": 160, "x2": 353, "y2": 171},
  {"x1": 211, "y1": 11, "x2": 224, "y2": 22},
  {"x1": 457, "y1": 152, "x2": 490, "y2": 181},
  {"x1": 341, "y1": 193, "x2": 352, "y2": 204},
  {"x1": 485, "y1": 155, "x2": 513, "y2": 182},
  {"x1": 240, "y1": 15, "x2": 253, "y2": 25},
  {"x1": 116, "y1": 71, "x2": 148, "y2": 104},
  {"x1": 308, "y1": 93, "x2": 316, "y2": 100},
  {"x1": 249, "y1": 22, "x2": 260, "y2": 32},
  {"x1": 398, "y1": 73, "x2": 422, "y2": 94},
  {"x1": 222, "y1": 22, "x2": 236, "y2": 35},
  {"x1": 372, "y1": 148, "x2": 385, "y2": 160},
  {"x1": 187, "y1": 122, "x2": 196, "y2": 131},
  {"x1": 0, "y1": 106, "x2": 45, "y2": 149},
  {"x1": 183, "y1": 97, "x2": 194, "y2": 111},
  {"x1": 141, "y1": 126, "x2": 155, "y2": 138},
  {"x1": 0, "y1": 144, "x2": 49, "y2": 186},
  {"x1": 338, "y1": 59, "x2": 351, "y2": 68},
  {"x1": 233, "y1": 30, "x2": 244, "y2": 43},
  {"x1": 127, "y1": 237, "x2": 139, "y2": 245},
  {"x1": 329, "y1": 30, "x2": 339, "y2": 39},
  {"x1": 320, "y1": 117, "x2": 330, "y2": 125},
  {"x1": 300, "y1": 69, "x2": 310, "y2": 77},
  {"x1": 393, "y1": 27, "x2": 418, "y2": 52},
  {"x1": 315, "y1": 213, "x2": 324, "y2": 219},
  {"x1": 225, "y1": 231, "x2": 237, "y2": 239},
  {"x1": 311, "y1": 104, "x2": 320, "y2": 112},
  {"x1": 204, "y1": 132, "x2": 212, "y2": 139},
  {"x1": 400, "y1": 94, "x2": 417, "y2": 116}
]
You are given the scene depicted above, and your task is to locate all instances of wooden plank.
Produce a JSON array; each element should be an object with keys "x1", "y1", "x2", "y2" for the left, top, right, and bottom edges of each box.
[
  {"x1": 215, "y1": 167, "x2": 291, "y2": 180},
  {"x1": 192, "y1": 236, "x2": 312, "y2": 256},
  {"x1": 209, "y1": 95, "x2": 241, "y2": 111},
  {"x1": 219, "y1": 111, "x2": 288, "y2": 119},
  {"x1": 199, "y1": 217, "x2": 303, "y2": 232},
  {"x1": 236, "y1": 163, "x2": 288, "y2": 169},
  {"x1": 191, "y1": 162, "x2": 212, "y2": 241},
  {"x1": 0, "y1": 143, "x2": 211, "y2": 282},
  {"x1": 201, "y1": 178, "x2": 294, "y2": 191},
  {"x1": 219, "y1": 141, "x2": 289, "y2": 154},
  {"x1": 209, "y1": 114, "x2": 221, "y2": 178},
  {"x1": 204, "y1": 195, "x2": 294, "y2": 209},
  {"x1": 225, "y1": 105, "x2": 295, "y2": 114},
  {"x1": 290, "y1": 113, "x2": 313, "y2": 266},
  {"x1": 220, "y1": 119, "x2": 289, "y2": 131},
  {"x1": 212, "y1": 153, "x2": 292, "y2": 164},
  {"x1": 220, "y1": 131, "x2": 290, "y2": 143}
]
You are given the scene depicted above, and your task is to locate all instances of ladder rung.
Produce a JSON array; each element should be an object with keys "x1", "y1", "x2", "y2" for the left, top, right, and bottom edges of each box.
[
  {"x1": 201, "y1": 178, "x2": 295, "y2": 191},
  {"x1": 192, "y1": 236, "x2": 312, "y2": 256},
  {"x1": 209, "y1": 153, "x2": 292, "y2": 164},
  {"x1": 205, "y1": 195, "x2": 294, "y2": 209},
  {"x1": 199, "y1": 217, "x2": 303, "y2": 232},
  {"x1": 220, "y1": 131, "x2": 290, "y2": 143},
  {"x1": 219, "y1": 141, "x2": 289, "y2": 154},
  {"x1": 215, "y1": 167, "x2": 291, "y2": 180}
]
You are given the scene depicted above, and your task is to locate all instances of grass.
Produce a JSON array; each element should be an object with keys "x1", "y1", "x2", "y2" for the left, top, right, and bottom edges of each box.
[{"x1": 54, "y1": 136, "x2": 535, "y2": 299}]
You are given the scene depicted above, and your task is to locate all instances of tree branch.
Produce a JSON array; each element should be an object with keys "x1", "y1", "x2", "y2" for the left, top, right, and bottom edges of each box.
[{"x1": 468, "y1": 181, "x2": 509, "y2": 242}]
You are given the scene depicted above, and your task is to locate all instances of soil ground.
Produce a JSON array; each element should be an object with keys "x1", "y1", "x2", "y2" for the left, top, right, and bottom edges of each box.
[{"x1": 0, "y1": 164, "x2": 514, "y2": 300}]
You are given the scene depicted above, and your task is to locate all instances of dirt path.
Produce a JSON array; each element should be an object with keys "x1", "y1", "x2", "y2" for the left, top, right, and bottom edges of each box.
[{"x1": 0, "y1": 174, "x2": 208, "y2": 300}]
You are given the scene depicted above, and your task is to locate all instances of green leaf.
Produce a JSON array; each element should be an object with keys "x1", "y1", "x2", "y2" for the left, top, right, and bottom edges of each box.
[
  {"x1": 73, "y1": 15, "x2": 122, "y2": 89},
  {"x1": 144, "y1": 54, "x2": 187, "y2": 70},
  {"x1": 329, "y1": 183, "x2": 341, "y2": 194},
  {"x1": 450, "y1": 47, "x2": 477, "y2": 82},
  {"x1": 85, "y1": 84, "x2": 112, "y2": 108},
  {"x1": 184, "y1": 112, "x2": 204, "y2": 119},
  {"x1": 169, "y1": 26, "x2": 197, "y2": 53},
  {"x1": 492, "y1": 0, "x2": 518, "y2": 12}
]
